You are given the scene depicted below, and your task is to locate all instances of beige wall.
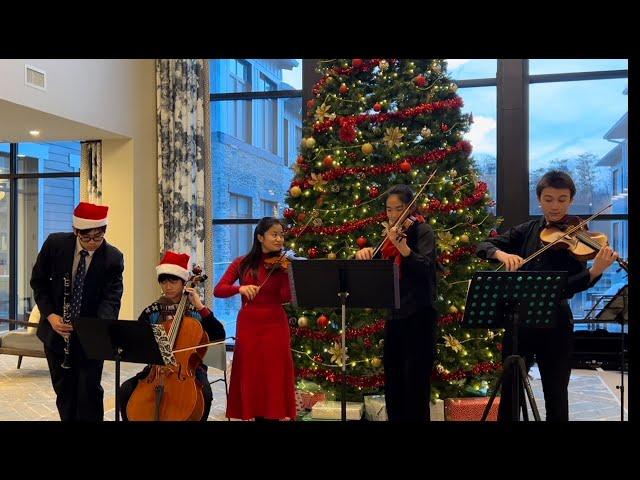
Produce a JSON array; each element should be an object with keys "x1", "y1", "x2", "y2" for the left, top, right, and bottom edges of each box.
[
  {"x1": 0, "y1": 59, "x2": 150, "y2": 138},
  {"x1": 0, "y1": 59, "x2": 159, "y2": 318}
]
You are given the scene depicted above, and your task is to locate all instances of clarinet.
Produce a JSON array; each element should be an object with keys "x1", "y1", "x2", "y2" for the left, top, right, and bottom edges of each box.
[{"x1": 61, "y1": 273, "x2": 72, "y2": 369}]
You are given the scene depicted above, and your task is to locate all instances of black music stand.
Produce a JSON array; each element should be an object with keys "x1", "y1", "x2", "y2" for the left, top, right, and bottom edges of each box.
[
  {"x1": 74, "y1": 318, "x2": 168, "y2": 421},
  {"x1": 289, "y1": 259, "x2": 400, "y2": 421},
  {"x1": 462, "y1": 271, "x2": 568, "y2": 421},
  {"x1": 585, "y1": 285, "x2": 628, "y2": 420}
]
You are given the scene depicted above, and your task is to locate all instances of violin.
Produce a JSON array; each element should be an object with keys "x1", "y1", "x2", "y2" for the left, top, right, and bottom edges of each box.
[
  {"x1": 539, "y1": 215, "x2": 628, "y2": 272},
  {"x1": 264, "y1": 251, "x2": 292, "y2": 271},
  {"x1": 381, "y1": 214, "x2": 420, "y2": 241},
  {"x1": 370, "y1": 169, "x2": 438, "y2": 258}
]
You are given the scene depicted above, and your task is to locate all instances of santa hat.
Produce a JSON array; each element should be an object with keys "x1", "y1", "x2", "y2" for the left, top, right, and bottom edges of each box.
[
  {"x1": 72, "y1": 202, "x2": 109, "y2": 230},
  {"x1": 156, "y1": 251, "x2": 190, "y2": 281}
]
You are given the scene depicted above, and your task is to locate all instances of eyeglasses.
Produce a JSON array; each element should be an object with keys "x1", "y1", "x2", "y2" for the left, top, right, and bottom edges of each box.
[{"x1": 78, "y1": 233, "x2": 105, "y2": 242}]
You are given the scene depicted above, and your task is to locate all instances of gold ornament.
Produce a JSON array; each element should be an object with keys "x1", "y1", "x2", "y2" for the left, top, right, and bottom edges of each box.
[
  {"x1": 383, "y1": 127, "x2": 404, "y2": 149},
  {"x1": 314, "y1": 102, "x2": 336, "y2": 122},
  {"x1": 450, "y1": 84, "x2": 458, "y2": 93},
  {"x1": 449, "y1": 169, "x2": 458, "y2": 178},
  {"x1": 298, "y1": 316, "x2": 310, "y2": 328},
  {"x1": 437, "y1": 231, "x2": 457, "y2": 252},
  {"x1": 328, "y1": 342, "x2": 348, "y2": 367},
  {"x1": 449, "y1": 305, "x2": 459, "y2": 314},
  {"x1": 421, "y1": 127, "x2": 431, "y2": 138},
  {"x1": 460, "y1": 234, "x2": 470, "y2": 243},
  {"x1": 371, "y1": 357, "x2": 382, "y2": 368},
  {"x1": 304, "y1": 137, "x2": 317, "y2": 149},
  {"x1": 361, "y1": 143, "x2": 374, "y2": 155},
  {"x1": 327, "y1": 252, "x2": 337, "y2": 260},
  {"x1": 379, "y1": 60, "x2": 389, "y2": 71},
  {"x1": 290, "y1": 186, "x2": 302, "y2": 197},
  {"x1": 443, "y1": 334, "x2": 463, "y2": 353},
  {"x1": 309, "y1": 173, "x2": 328, "y2": 192}
]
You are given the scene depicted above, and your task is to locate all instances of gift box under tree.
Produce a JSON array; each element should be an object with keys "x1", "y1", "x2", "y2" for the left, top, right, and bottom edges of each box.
[{"x1": 444, "y1": 397, "x2": 500, "y2": 421}]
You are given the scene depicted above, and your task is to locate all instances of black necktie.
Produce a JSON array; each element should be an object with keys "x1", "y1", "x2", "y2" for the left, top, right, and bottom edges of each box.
[{"x1": 69, "y1": 250, "x2": 89, "y2": 321}]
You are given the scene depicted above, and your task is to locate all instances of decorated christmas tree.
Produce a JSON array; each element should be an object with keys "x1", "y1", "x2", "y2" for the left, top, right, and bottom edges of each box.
[{"x1": 284, "y1": 59, "x2": 502, "y2": 403}]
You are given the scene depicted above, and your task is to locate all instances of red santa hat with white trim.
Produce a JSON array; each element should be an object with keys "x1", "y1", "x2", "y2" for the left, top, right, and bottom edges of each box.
[
  {"x1": 72, "y1": 202, "x2": 109, "y2": 230},
  {"x1": 156, "y1": 251, "x2": 190, "y2": 281}
]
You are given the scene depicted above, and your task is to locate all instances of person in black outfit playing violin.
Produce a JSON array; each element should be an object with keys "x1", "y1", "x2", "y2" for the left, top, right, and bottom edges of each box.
[
  {"x1": 356, "y1": 184, "x2": 438, "y2": 422},
  {"x1": 476, "y1": 171, "x2": 619, "y2": 421}
]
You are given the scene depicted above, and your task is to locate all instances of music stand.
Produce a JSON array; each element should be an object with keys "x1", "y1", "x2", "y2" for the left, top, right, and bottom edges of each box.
[
  {"x1": 462, "y1": 271, "x2": 568, "y2": 421},
  {"x1": 289, "y1": 259, "x2": 400, "y2": 421},
  {"x1": 590, "y1": 285, "x2": 628, "y2": 421},
  {"x1": 74, "y1": 317, "x2": 170, "y2": 421}
]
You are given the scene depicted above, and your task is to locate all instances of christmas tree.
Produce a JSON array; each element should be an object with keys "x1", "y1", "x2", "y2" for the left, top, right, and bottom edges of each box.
[{"x1": 284, "y1": 59, "x2": 502, "y2": 403}]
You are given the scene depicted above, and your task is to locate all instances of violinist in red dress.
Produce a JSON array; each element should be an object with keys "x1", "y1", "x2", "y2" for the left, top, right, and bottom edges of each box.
[{"x1": 214, "y1": 217, "x2": 297, "y2": 421}]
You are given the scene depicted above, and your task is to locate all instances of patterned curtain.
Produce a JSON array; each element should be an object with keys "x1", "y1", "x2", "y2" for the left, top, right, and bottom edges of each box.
[
  {"x1": 156, "y1": 59, "x2": 210, "y2": 279},
  {"x1": 80, "y1": 140, "x2": 102, "y2": 203}
]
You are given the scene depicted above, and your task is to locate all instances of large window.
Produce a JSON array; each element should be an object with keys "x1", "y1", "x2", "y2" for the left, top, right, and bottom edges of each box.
[
  {"x1": 210, "y1": 59, "x2": 302, "y2": 343},
  {"x1": 528, "y1": 60, "x2": 628, "y2": 324},
  {"x1": 447, "y1": 60, "x2": 498, "y2": 214},
  {"x1": 457, "y1": 85, "x2": 497, "y2": 214},
  {"x1": 208, "y1": 59, "x2": 629, "y2": 342},
  {"x1": 0, "y1": 141, "x2": 80, "y2": 328}
]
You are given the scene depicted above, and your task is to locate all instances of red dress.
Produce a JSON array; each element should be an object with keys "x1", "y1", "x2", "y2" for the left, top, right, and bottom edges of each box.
[{"x1": 213, "y1": 254, "x2": 297, "y2": 420}]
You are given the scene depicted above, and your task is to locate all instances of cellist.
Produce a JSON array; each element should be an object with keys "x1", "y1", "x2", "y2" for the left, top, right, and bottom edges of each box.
[{"x1": 119, "y1": 251, "x2": 225, "y2": 421}]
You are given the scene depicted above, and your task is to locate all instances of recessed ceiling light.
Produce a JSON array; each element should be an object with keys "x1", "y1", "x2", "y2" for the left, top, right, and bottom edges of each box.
[{"x1": 29, "y1": 130, "x2": 40, "y2": 136}]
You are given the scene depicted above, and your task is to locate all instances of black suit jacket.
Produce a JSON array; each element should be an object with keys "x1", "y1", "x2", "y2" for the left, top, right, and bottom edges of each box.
[
  {"x1": 376, "y1": 221, "x2": 438, "y2": 319},
  {"x1": 30, "y1": 232, "x2": 125, "y2": 352}
]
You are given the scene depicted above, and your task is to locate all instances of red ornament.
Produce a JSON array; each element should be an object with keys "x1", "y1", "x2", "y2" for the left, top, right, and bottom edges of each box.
[
  {"x1": 373, "y1": 102, "x2": 382, "y2": 112},
  {"x1": 369, "y1": 186, "x2": 379, "y2": 198},
  {"x1": 357, "y1": 236, "x2": 368, "y2": 248},
  {"x1": 490, "y1": 229, "x2": 499, "y2": 238},
  {"x1": 323, "y1": 155, "x2": 334, "y2": 167},
  {"x1": 441, "y1": 123, "x2": 450, "y2": 132},
  {"x1": 296, "y1": 155, "x2": 305, "y2": 165},
  {"x1": 306, "y1": 99, "x2": 316, "y2": 110},
  {"x1": 352, "y1": 59, "x2": 363, "y2": 68},
  {"x1": 339, "y1": 83, "x2": 349, "y2": 94},
  {"x1": 313, "y1": 355, "x2": 323, "y2": 363},
  {"x1": 400, "y1": 160, "x2": 412, "y2": 173},
  {"x1": 283, "y1": 208, "x2": 296, "y2": 219},
  {"x1": 415, "y1": 75, "x2": 426, "y2": 87},
  {"x1": 308, "y1": 247, "x2": 319, "y2": 259},
  {"x1": 339, "y1": 123, "x2": 357, "y2": 143},
  {"x1": 317, "y1": 314, "x2": 329, "y2": 328}
]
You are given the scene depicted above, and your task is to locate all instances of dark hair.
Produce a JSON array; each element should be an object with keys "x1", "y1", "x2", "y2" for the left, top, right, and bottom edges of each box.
[
  {"x1": 238, "y1": 217, "x2": 284, "y2": 281},
  {"x1": 536, "y1": 170, "x2": 576, "y2": 199},
  {"x1": 76, "y1": 225, "x2": 107, "y2": 235},
  {"x1": 158, "y1": 273, "x2": 184, "y2": 284},
  {"x1": 386, "y1": 184, "x2": 416, "y2": 213}
]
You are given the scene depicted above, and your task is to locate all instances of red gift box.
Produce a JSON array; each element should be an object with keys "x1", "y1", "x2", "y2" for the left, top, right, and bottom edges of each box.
[
  {"x1": 444, "y1": 397, "x2": 500, "y2": 421},
  {"x1": 296, "y1": 390, "x2": 327, "y2": 411}
]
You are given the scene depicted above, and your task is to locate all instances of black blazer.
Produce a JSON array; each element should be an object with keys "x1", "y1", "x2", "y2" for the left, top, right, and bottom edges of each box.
[
  {"x1": 30, "y1": 232, "x2": 125, "y2": 352},
  {"x1": 377, "y1": 221, "x2": 438, "y2": 319}
]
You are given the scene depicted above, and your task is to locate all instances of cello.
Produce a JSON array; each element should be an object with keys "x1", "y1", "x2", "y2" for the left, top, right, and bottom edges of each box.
[{"x1": 126, "y1": 266, "x2": 210, "y2": 421}]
